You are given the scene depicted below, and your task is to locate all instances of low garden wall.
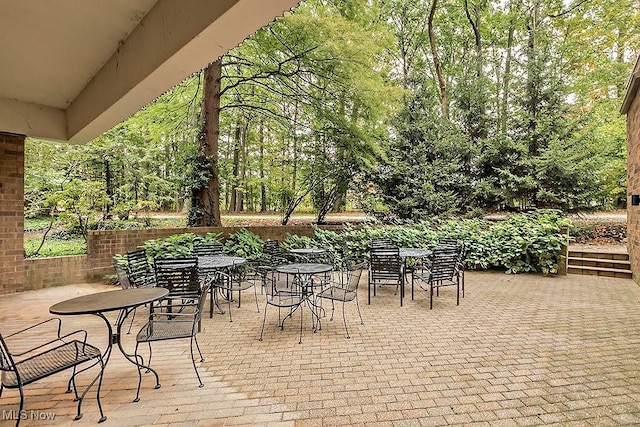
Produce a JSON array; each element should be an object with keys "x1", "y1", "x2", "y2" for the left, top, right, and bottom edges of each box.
[
  {"x1": 24, "y1": 255, "x2": 90, "y2": 291},
  {"x1": 12, "y1": 216, "x2": 569, "y2": 292},
  {"x1": 86, "y1": 225, "x2": 345, "y2": 281}
]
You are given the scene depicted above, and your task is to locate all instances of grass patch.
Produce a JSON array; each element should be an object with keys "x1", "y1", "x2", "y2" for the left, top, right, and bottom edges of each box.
[
  {"x1": 24, "y1": 236, "x2": 86, "y2": 257},
  {"x1": 24, "y1": 216, "x2": 64, "y2": 232}
]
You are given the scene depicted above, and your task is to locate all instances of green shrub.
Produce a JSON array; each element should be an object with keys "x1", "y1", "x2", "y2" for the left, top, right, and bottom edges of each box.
[
  {"x1": 143, "y1": 232, "x2": 223, "y2": 260},
  {"x1": 223, "y1": 228, "x2": 263, "y2": 260},
  {"x1": 305, "y1": 211, "x2": 569, "y2": 275}
]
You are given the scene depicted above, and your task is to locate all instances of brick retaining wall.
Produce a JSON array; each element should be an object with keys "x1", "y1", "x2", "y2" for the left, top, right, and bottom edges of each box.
[
  {"x1": 86, "y1": 225, "x2": 344, "y2": 281},
  {"x1": 24, "y1": 256, "x2": 90, "y2": 291}
]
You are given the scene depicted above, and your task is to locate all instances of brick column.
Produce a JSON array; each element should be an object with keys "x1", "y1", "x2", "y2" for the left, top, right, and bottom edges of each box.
[
  {"x1": 0, "y1": 132, "x2": 25, "y2": 292},
  {"x1": 628, "y1": 93, "x2": 640, "y2": 284}
]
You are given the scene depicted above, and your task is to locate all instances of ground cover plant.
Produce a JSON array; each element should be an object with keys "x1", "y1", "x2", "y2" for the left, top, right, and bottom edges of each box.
[{"x1": 124, "y1": 210, "x2": 568, "y2": 275}]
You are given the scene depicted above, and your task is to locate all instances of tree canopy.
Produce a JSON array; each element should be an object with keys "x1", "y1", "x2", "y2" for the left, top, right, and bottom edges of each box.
[{"x1": 25, "y1": 0, "x2": 640, "y2": 225}]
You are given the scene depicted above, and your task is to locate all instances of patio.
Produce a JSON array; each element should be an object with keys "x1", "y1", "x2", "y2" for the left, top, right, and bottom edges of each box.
[{"x1": 1, "y1": 271, "x2": 640, "y2": 426}]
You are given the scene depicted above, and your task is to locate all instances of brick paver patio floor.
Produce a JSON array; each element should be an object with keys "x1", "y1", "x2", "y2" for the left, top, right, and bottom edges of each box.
[{"x1": 2, "y1": 271, "x2": 640, "y2": 426}]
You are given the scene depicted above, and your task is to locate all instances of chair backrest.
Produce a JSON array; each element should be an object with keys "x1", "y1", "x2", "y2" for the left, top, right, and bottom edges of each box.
[
  {"x1": 456, "y1": 242, "x2": 470, "y2": 270},
  {"x1": 114, "y1": 263, "x2": 131, "y2": 289},
  {"x1": 371, "y1": 238, "x2": 393, "y2": 249},
  {"x1": 263, "y1": 240, "x2": 281, "y2": 256},
  {"x1": 438, "y1": 238, "x2": 458, "y2": 247},
  {"x1": 154, "y1": 258, "x2": 200, "y2": 298},
  {"x1": 344, "y1": 257, "x2": 368, "y2": 292},
  {"x1": 430, "y1": 249, "x2": 458, "y2": 281},
  {"x1": 126, "y1": 249, "x2": 154, "y2": 287},
  {"x1": 370, "y1": 248, "x2": 402, "y2": 280},
  {"x1": 193, "y1": 243, "x2": 223, "y2": 256}
]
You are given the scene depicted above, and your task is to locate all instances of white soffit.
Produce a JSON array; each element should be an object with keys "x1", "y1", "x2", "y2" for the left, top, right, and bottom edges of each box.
[{"x1": 0, "y1": 0, "x2": 300, "y2": 143}]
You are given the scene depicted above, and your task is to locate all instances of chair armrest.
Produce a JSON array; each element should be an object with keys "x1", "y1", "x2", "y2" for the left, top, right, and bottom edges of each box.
[
  {"x1": 8, "y1": 327, "x2": 90, "y2": 358},
  {"x1": 5, "y1": 318, "x2": 62, "y2": 339}
]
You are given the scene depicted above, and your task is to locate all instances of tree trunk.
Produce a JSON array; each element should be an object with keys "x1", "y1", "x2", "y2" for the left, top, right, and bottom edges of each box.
[
  {"x1": 501, "y1": 19, "x2": 515, "y2": 135},
  {"x1": 259, "y1": 121, "x2": 267, "y2": 212},
  {"x1": 104, "y1": 158, "x2": 113, "y2": 218},
  {"x1": 189, "y1": 60, "x2": 222, "y2": 226},
  {"x1": 428, "y1": 0, "x2": 449, "y2": 119},
  {"x1": 230, "y1": 120, "x2": 241, "y2": 212}
]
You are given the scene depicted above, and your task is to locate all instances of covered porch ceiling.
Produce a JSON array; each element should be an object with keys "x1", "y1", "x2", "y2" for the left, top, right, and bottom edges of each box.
[{"x1": 0, "y1": 0, "x2": 300, "y2": 144}]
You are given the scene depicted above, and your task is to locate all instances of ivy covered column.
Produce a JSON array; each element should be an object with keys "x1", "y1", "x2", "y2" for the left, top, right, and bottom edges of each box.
[{"x1": 0, "y1": 132, "x2": 25, "y2": 293}]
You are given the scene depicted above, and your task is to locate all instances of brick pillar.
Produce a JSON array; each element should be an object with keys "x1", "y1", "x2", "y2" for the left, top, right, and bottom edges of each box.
[
  {"x1": 0, "y1": 132, "x2": 25, "y2": 292},
  {"x1": 628, "y1": 94, "x2": 640, "y2": 284}
]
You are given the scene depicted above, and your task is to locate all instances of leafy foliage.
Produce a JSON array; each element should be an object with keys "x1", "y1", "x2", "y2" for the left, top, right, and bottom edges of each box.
[
  {"x1": 143, "y1": 232, "x2": 223, "y2": 260},
  {"x1": 222, "y1": 229, "x2": 264, "y2": 260}
]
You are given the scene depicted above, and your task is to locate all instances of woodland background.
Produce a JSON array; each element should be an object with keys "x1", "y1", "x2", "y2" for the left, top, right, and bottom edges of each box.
[{"x1": 25, "y1": 0, "x2": 639, "y2": 235}]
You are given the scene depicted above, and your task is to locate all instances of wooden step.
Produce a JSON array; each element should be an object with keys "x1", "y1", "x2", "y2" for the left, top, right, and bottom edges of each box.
[{"x1": 567, "y1": 264, "x2": 632, "y2": 279}]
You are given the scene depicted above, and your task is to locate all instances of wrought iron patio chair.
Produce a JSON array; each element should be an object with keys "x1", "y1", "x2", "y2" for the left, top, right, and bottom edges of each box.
[
  {"x1": 134, "y1": 276, "x2": 210, "y2": 402},
  {"x1": 153, "y1": 258, "x2": 201, "y2": 320},
  {"x1": 368, "y1": 247, "x2": 404, "y2": 306},
  {"x1": 259, "y1": 270, "x2": 306, "y2": 344},
  {"x1": 126, "y1": 249, "x2": 156, "y2": 288},
  {"x1": 213, "y1": 261, "x2": 262, "y2": 322},
  {"x1": 438, "y1": 238, "x2": 459, "y2": 247},
  {"x1": 412, "y1": 248, "x2": 460, "y2": 309},
  {"x1": 315, "y1": 257, "x2": 368, "y2": 338},
  {"x1": 0, "y1": 319, "x2": 105, "y2": 426},
  {"x1": 456, "y1": 242, "x2": 470, "y2": 297},
  {"x1": 257, "y1": 241, "x2": 290, "y2": 291},
  {"x1": 192, "y1": 242, "x2": 223, "y2": 256},
  {"x1": 370, "y1": 238, "x2": 393, "y2": 249}
]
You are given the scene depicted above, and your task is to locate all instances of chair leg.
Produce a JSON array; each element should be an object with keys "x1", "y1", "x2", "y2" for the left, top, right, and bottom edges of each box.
[
  {"x1": 456, "y1": 278, "x2": 460, "y2": 306},
  {"x1": 253, "y1": 284, "x2": 260, "y2": 313},
  {"x1": 190, "y1": 336, "x2": 204, "y2": 388},
  {"x1": 134, "y1": 343, "x2": 143, "y2": 403},
  {"x1": 259, "y1": 303, "x2": 269, "y2": 341},
  {"x1": 16, "y1": 384, "x2": 24, "y2": 427},
  {"x1": 67, "y1": 366, "x2": 78, "y2": 399},
  {"x1": 430, "y1": 283, "x2": 434, "y2": 309},
  {"x1": 342, "y1": 301, "x2": 350, "y2": 339},
  {"x1": 298, "y1": 301, "x2": 303, "y2": 345},
  {"x1": 74, "y1": 358, "x2": 105, "y2": 421},
  {"x1": 355, "y1": 295, "x2": 364, "y2": 326},
  {"x1": 127, "y1": 307, "x2": 137, "y2": 334}
]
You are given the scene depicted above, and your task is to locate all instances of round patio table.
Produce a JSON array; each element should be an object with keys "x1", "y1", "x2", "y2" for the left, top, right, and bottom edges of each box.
[
  {"x1": 398, "y1": 248, "x2": 432, "y2": 259},
  {"x1": 197, "y1": 255, "x2": 247, "y2": 318},
  {"x1": 276, "y1": 263, "x2": 333, "y2": 295},
  {"x1": 275, "y1": 263, "x2": 333, "y2": 333},
  {"x1": 50, "y1": 287, "x2": 170, "y2": 413}
]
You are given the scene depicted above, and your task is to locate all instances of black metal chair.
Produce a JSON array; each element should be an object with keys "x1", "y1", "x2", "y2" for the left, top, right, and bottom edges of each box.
[
  {"x1": 0, "y1": 319, "x2": 105, "y2": 426},
  {"x1": 438, "y1": 238, "x2": 459, "y2": 247},
  {"x1": 315, "y1": 257, "x2": 368, "y2": 338},
  {"x1": 153, "y1": 258, "x2": 201, "y2": 327},
  {"x1": 134, "y1": 273, "x2": 210, "y2": 402},
  {"x1": 192, "y1": 243, "x2": 223, "y2": 257},
  {"x1": 259, "y1": 270, "x2": 306, "y2": 344},
  {"x1": 257, "y1": 241, "x2": 290, "y2": 292},
  {"x1": 371, "y1": 238, "x2": 393, "y2": 249},
  {"x1": 368, "y1": 248, "x2": 404, "y2": 306},
  {"x1": 126, "y1": 249, "x2": 156, "y2": 288},
  {"x1": 214, "y1": 261, "x2": 262, "y2": 322},
  {"x1": 412, "y1": 249, "x2": 460, "y2": 309},
  {"x1": 456, "y1": 242, "x2": 470, "y2": 297}
]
